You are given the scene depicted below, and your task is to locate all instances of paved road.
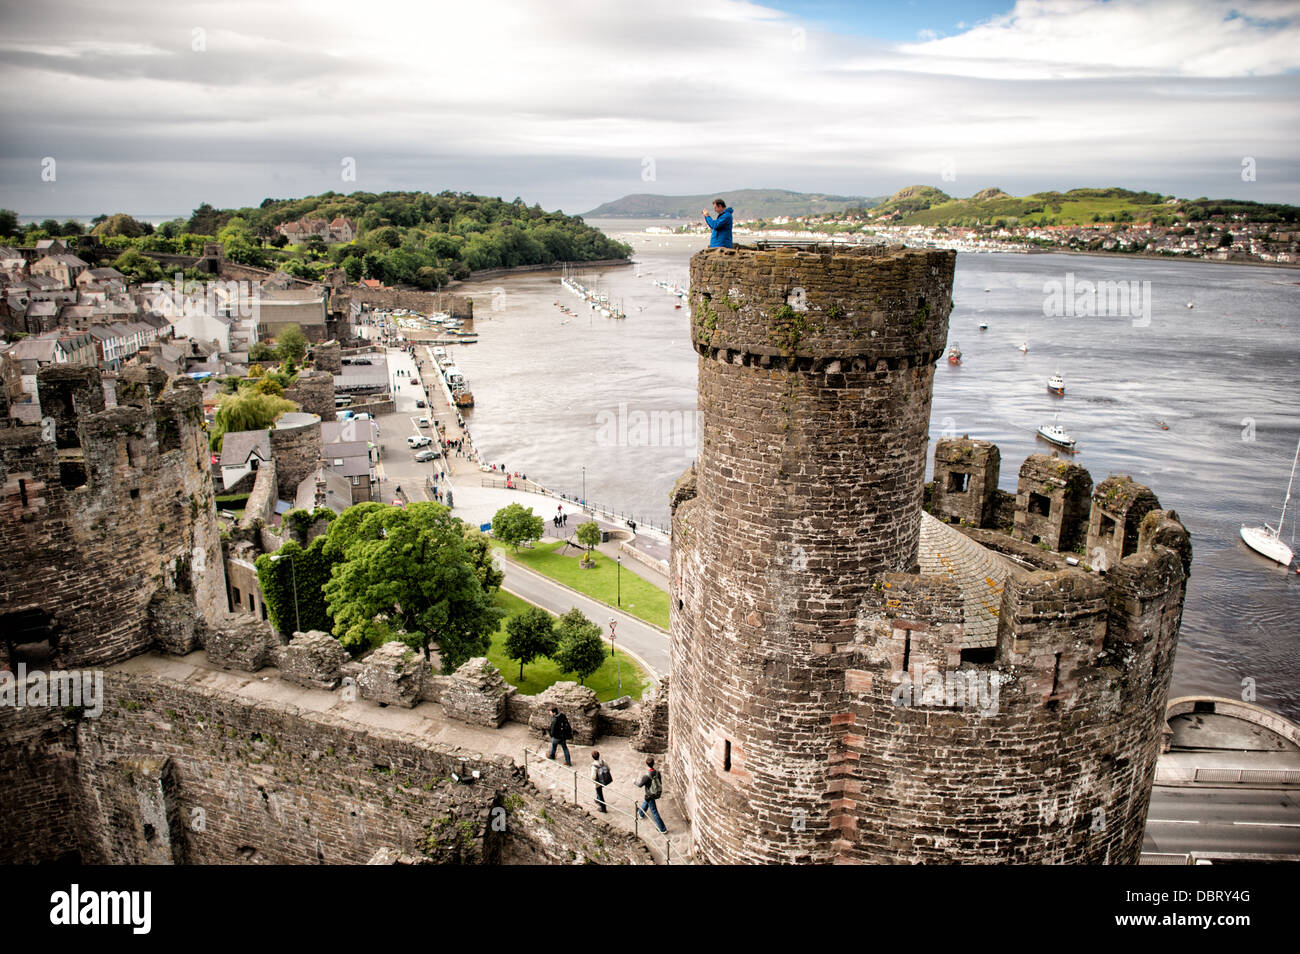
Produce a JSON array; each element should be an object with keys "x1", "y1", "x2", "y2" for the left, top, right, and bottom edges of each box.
[
  {"x1": 494, "y1": 555, "x2": 670, "y2": 680},
  {"x1": 1144, "y1": 785, "x2": 1300, "y2": 855}
]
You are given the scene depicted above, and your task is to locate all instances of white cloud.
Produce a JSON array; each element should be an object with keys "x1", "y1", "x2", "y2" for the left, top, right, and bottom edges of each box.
[{"x1": 0, "y1": 0, "x2": 1296, "y2": 214}]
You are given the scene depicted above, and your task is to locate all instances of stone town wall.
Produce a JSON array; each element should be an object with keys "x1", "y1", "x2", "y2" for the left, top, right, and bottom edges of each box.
[
  {"x1": 351, "y1": 286, "x2": 473, "y2": 320},
  {"x1": 270, "y1": 415, "x2": 322, "y2": 500},
  {"x1": 0, "y1": 703, "x2": 84, "y2": 864},
  {"x1": 0, "y1": 368, "x2": 227, "y2": 669},
  {"x1": 283, "y1": 369, "x2": 335, "y2": 421}
]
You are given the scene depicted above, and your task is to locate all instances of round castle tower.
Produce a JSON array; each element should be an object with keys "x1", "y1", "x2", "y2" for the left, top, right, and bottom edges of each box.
[
  {"x1": 670, "y1": 245, "x2": 955, "y2": 864},
  {"x1": 670, "y1": 245, "x2": 1190, "y2": 865}
]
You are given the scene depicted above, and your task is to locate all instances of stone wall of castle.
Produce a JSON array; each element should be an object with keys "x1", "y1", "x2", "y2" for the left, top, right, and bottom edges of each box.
[
  {"x1": 0, "y1": 671, "x2": 653, "y2": 865},
  {"x1": 0, "y1": 367, "x2": 227, "y2": 669},
  {"x1": 270, "y1": 414, "x2": 322, "y2": 501}
]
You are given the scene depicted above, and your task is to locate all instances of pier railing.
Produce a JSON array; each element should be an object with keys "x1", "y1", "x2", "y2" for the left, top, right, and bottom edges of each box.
[{"x1": 477, "y1": 476, "x2": 669, "y2": 535}]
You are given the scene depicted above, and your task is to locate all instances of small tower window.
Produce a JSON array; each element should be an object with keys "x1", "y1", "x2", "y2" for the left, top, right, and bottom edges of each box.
[{"x1": 723, "y1": 740, "x2": 732, "y2": 773}]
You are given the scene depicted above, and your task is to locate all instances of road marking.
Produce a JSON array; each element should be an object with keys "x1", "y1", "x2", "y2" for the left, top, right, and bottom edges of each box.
[
  {"x1": 1147, "y1": 819, "x2": 1201, "y2": 825},
  {"x1": 1232, "y1": 821, "x2": 1300, "y2": 828}
]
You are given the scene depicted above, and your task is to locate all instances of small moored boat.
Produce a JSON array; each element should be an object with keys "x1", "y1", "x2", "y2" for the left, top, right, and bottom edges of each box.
[
  {"x1": 1047, "y1": 373, "x2": 1065, "y2": 396},
  {"x1": 947, "y1": 344, "x2": 962, "y2": 364},
  {"x1": 1036, "y1": 423, "x2": 1076, "y2": 451},
  {"x1": 1241, "y1": 437, "x2": 1298, "y2": 567}
]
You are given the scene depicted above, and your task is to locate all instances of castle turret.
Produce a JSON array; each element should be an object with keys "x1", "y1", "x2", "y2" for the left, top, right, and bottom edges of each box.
[{"x1": 670, "y1": 244, "x2": 954, "y2": 864}]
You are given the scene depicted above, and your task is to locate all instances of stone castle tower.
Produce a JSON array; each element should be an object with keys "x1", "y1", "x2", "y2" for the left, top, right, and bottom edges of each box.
[{"x1": 669, "y1": 245, "x2": 1190, "y2": 864}]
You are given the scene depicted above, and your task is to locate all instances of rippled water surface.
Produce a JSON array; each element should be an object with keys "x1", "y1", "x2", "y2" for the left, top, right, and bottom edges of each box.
[{"x1": 450, "y1": 221, "x2": 1300, "y2": 717}]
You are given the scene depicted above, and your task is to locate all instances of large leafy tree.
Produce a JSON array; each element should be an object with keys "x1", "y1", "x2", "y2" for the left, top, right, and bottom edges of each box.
[
  {"x1": 553, "y1": 608, "x2": 607, "y2": 686},
  {"x1": 492, "y1": 503, "x2": 544, "y2": 552},
  {"x1": 276, "y1": 323, "x2": 308, "y2": 364},
  {"x1": 322, "y1": 502, "x2": 504, "y2": 669},
  {"x1": 503, "y1": 606, "x2": 557, "y2": 680}
]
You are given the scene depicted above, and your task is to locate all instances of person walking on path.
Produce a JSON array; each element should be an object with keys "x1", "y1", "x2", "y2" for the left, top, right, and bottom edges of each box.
[
  {"x1": 547, "y1": 705, "x2": 573, "y2": 766},
  {"x1": 592, "y1": 750, "x2": 612, "y2": 812},
  {"x1": 635, "y1": 756, "x2": 668, "y2": 833},
  {"x1": 702, "y1": 198, "x2": 734, "y2": 249}
]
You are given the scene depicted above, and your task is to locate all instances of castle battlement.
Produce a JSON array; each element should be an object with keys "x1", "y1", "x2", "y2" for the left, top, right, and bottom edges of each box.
[{"x1": 0, "y1": 366, "x2": 227, "y2": 669}]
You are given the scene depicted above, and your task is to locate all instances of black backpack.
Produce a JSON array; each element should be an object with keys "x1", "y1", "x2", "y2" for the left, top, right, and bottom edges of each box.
[
  {"x1": 647, "y1": 770, "x2": 663, "y2": 799},
  {"x1": 554, "y1": 713, "x2": 572, "y2": 740},
  {"x1": 596, "y1": 762, "x2": 613, "y2": 785}
]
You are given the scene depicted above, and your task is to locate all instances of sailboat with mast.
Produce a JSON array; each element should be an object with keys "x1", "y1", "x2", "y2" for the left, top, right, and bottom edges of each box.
[{"x1": 1240, "y1": 437, "x2": 1299, "y2": 567}]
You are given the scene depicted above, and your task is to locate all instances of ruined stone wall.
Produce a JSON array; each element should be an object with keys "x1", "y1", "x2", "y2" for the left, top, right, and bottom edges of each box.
[
  {"x1": 0, "y1": 368, "x2": 227, "y2": 669},
  {"x1": 350, "y1": 286, "x2": 472, "y2": 319},
  {"x1": 670, "y1": 245, "x2": 955, "y2": 864},
  {"x1": 313, "y1": 340, "x2": 342, "y2": 374}
]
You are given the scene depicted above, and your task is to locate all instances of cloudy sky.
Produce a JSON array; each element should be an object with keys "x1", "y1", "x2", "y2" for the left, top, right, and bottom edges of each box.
[{"x1": 2, "y1": 0, "x2": 1297, "y2": 219}]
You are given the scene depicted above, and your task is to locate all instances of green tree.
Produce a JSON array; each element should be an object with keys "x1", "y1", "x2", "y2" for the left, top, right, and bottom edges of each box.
[
  {"x1": 210, "y1": 391, "x2": 297, "y2": 451},
  {"x1": 92, "y1": 212, "x2": 151, "y2": 237},
  {"x1": 576, "y1": 520, "x2": 602, "y2": 555},
  {"x1": 553, "y1": 608, "x2": 606, "y2": 685},
  {"x1": 39, "y1": 218, "x2": 61, "y2": 235},
  {"x1": 492, "y1": 503, "x2": 545, "y2": 552},
  {"x1": 460, "y1": 525, "x2": 504, "y2": 595},
  {"x1": 277, "y1": 323, "x2": 308, "y2": 364},
  {"x1": 322, "y1": 502, "x2": 504, "y2": 667},
  {"x1": 342, "y1": 254, "x2": 364, "y2": 283},
  {"x1": 112, "y1": 248, "x2": 163, "y2": 282},
  {"x1": 503, "y1": 606, "x2": 558, "y2": 679},
  {"x1": 0, "y1": 209, "x2": 18, "y2": 237},
  {"x1": 249, "y1": 340, "x2": 278, "y2": 361}
]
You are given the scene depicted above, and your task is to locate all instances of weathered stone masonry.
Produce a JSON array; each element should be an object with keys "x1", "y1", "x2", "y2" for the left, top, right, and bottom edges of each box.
[{"x1": 670, "y1": 245, "x2": 1191, "y2": 864}]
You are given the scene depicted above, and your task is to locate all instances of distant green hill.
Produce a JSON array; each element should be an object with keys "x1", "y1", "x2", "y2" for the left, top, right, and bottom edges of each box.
[
  {"x1": 866, "y1": 185, "x2": 1300, "y2": 227},
  {"x1": 584, "y1": 189, "x2": 882, "y2": 219}
]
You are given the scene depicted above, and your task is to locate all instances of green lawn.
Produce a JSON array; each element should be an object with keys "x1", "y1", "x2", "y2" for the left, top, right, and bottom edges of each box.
[
  {"x1": 492, "y1": 541, "x2": 670, "y2": 630},
  {"x1": 485, "y1": 590, "x2": 650, "y2": 702}
]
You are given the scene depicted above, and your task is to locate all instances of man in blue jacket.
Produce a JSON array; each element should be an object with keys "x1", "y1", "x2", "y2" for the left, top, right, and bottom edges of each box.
[{"x1": 702, "y1": 198, "x2": 734, "y2": 248}]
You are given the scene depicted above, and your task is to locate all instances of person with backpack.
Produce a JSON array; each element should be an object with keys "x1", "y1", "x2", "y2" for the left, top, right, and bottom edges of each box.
[
  {"x1": 635, "y1": 756, "x2": 667, "y2": 833},
  {"x1": 591, "y1": 750, "x2": 612, "y2": 812},
  {"x1": 547, "y1": 705, "x2": 573, "y2": 766}
]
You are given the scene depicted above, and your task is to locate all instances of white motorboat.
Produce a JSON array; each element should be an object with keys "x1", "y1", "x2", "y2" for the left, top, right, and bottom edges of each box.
[
  {"x1": 1047, "y1": 373, "x2": 1065, "y2": 396},
  {"x1": 1018, "y1": 341, "x2": 1029, "y2": 353},
  {"x1": 1241, "y1": 437, "x2": 1299, "y2": 566},
  {"x1": 1036, "y1": 423, "x2": 1076, "y2": 451}
]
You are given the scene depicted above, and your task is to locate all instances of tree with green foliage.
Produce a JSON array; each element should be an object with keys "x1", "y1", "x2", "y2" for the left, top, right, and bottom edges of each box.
[
  {"x1": 576, "y1": 520, "x2": 602, "y2": 555},
  {"x1": 249, "y1": 340, "x2": 278, "y2": 361},
  {"x1": 210, "y1": 390, "x2": 296, "y2": 451},
  {"x1": 0, "y1": 209, "x2": 18, "y2": 238},
  {"x1": 92, "y1": 213, "x2": 151, "y2": 237},
  {"x1": 503, "y1": 606, "x2": 558, "y2": 680},
  {"x1": 553, "y1": 608, "x2": 607, "y2": 686},
  {"x1": 322, "y1": 502, "x2": 504, "y2": 667},
  {"x1": 276, "y1": 324, "x2": 308, "y2": 364},
  {"x1": 492, "y1": 503, "x2": 545, "y2": 552},
  {"x1": 459, "y1": 525, "x2": 504, "y2": 595},
  {"x1": 112, "y1": 248, "x2": 163, "y2": 283}
]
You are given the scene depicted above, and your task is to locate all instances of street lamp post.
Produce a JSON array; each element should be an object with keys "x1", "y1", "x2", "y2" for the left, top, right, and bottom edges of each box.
[
  {"x1": 616, "y1": 554, "x2": 621, "y2": 607},
  {"x1": 609, "y1": 617, "x2": 621, "y2": 695},
  {"x1": 269, "y1": 553, "x2": 301, "y2": 635},
  {"x1": 581, "y1": 466, "x2": 586, "y2": 506}
]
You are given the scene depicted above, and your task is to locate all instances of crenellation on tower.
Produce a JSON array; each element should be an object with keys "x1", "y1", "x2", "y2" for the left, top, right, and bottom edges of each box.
[
  {"x1": 1013, "y1": 453, "x2": 1093, "y2": 551},
  {"x1": 1087, "y1": 475, "x2": 1161, "y2": 570}
]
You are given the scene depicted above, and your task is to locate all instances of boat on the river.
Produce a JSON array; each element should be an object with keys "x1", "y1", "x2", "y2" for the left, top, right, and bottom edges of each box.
[
  {"x1": 1036, "y1": 422, "x2": 1076, "y2": 451},
  {"x1": 1241, "y1": 437, "x2": 1298, "y2": 567},
  {"x1": 947, "y1": 344, "x2": 962, "y2": 364},
  {"x1": 1047, "y1": 373, "x2": 1065, "y2": 396}
]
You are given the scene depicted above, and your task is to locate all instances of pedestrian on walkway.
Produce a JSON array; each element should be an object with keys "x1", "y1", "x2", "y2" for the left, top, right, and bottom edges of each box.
[
  {"x1": 592, "y1": 751, "x2": 611, "y2": 812},
  {"x1": 547, "y1": 706, "x2": 573, "y2": 766},
  {"x1": 635, "y1": 756, "x2": 668, "y2": 833}
]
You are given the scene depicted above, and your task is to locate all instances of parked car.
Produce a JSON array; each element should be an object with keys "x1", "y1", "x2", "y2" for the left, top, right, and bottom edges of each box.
[
  {"x1": 418, "y1": 417, "x2": 430, "y2": 428},
  {"x1": 414, "y1": 449, "x2": 437, "y2": 462},
  {"x1": 407, "y1": 435, "x2": 432, "y2": 448},
  {"x1": 416, "y1": 399, "x2": 426, "y2": 408}
]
